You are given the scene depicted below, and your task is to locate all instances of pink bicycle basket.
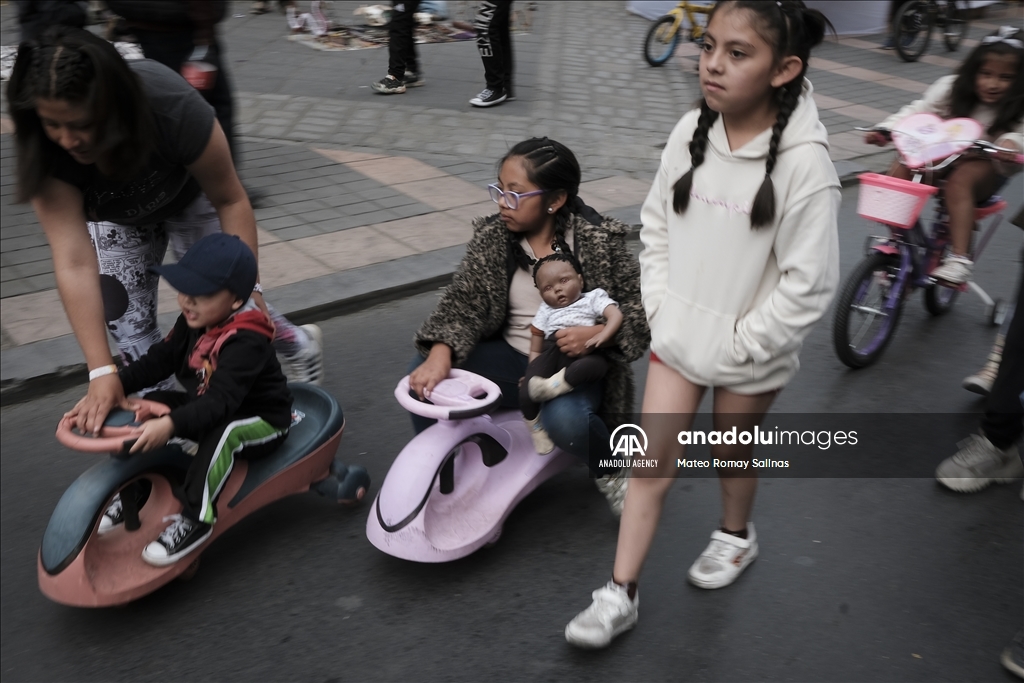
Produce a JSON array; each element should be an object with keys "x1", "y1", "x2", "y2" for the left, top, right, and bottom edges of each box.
[{"x1": 856, "y1": 173, "x2": 938, "y2": 229}]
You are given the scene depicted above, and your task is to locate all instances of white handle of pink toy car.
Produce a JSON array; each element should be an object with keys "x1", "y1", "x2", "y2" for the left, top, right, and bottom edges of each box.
[{"x1": 395, "y1": 369, "x2": 502, "y2": 420}]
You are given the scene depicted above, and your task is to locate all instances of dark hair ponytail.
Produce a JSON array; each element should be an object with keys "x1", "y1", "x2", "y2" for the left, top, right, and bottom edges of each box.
[
  {"x1": 672, "y1": 0, "x2": 833, "y2": 229},
  {"x1": 499, "y1": 137, "x2": 593, "y2": 272},
  {"x1": 6, "y1": 26, "x2": 155, "y2": 201}
]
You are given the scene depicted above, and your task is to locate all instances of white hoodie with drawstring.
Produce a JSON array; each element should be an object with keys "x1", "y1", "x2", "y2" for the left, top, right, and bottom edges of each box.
[{"x1": 640, "y1": 78, "x2": 840, "y2": 394}]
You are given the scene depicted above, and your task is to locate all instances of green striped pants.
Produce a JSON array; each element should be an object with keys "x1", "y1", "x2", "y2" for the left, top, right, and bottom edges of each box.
[{"x1": 182, "y1": 416, "x2": 289, "y2": 524}]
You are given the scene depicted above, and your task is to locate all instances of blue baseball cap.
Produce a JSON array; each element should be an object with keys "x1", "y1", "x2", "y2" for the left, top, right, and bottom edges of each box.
[{"x1": 151, "y1": 233, "x2": 257, "y2": 300}]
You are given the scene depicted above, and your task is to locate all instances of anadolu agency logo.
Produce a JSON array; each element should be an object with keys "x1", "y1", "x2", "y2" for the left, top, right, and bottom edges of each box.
[{"x1": 600, "y1": 424, "x2": 658, "y2": 470}]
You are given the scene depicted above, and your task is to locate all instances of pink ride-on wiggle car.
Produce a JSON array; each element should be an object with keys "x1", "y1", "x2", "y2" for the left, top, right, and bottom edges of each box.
[
  {"x1": 40, "y1": 384, "x2": 369, "y2": 607},
  {"x1": 366, "y1": 369, "x2": 577, "y2": 562}
]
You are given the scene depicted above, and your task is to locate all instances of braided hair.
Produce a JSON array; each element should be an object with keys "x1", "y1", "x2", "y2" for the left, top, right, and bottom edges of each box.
[
  {"x1": 7, "y1": 26, "x2": 155, "y2": 202},
  {"x1": 499, "y1": 138, "x2": 600, "y2": 273},
  {"x1": 671, "y1": 1, "x2": 832, "y2": 229}
]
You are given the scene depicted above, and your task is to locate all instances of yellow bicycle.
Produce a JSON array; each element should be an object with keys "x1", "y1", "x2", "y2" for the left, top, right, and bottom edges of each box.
[{"x1": 643, "y1": 1, "x2": 715, "y2": 66}]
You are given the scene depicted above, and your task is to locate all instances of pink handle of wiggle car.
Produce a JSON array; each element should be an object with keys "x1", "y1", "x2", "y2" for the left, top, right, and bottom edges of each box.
[
  {"x1": 395, "y1": 369, "x2": 502, "y2": 420},
  {"x1": 55, "y1": 399, "x2": 172, "y2": 453}
]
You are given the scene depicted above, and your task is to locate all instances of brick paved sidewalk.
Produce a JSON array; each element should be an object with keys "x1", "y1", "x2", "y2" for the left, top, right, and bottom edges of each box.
[{"x1": 1, "y1": 0, "x2": 1021, "y2": 399}]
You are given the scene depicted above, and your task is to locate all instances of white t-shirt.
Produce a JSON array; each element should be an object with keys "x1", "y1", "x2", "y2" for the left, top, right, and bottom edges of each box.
[{"x1": 531, "y1": 288, "x2": 617, "y2": 339}]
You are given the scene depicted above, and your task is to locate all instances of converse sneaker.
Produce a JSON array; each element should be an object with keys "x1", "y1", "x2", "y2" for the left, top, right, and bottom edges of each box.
[
  {"x1": 930, "y1": 254, "x2": 973, "y2": 285},
  {"x1": 142, "y1": 515, "x2": 212, "y2": 566},
  {"x1": 469, "y1": 87, "x2": 507, "y2": 107},
  {"x1": 528, "y1": 368, "x2": 573, "y2": 402},
  {"x1": 687, "y1": 524, "x2": 759, "y2": 589},
  {"x1": 98, "y1": 494, "x2": 124, "y2": 535},
  {"x1": 403, "y1": 71, "x2": 425, "y2": 87},
  {"x1": 595, "y1": 469, "x2": 628, "y2": 517},
  {"x1": 935, "y1": 433, "x2": 1023, "y2": 492},
  {"x1": 565, "y1": 581, "x2": 638, "y2": 649},
  {"x1": 371, "y1": 75, "x2": 406, "y2": 94},
  {"x1": 525, "y1": 416, "x2": 554, "y2": 454},
  {"x1": 281, "y1": 324, "x2": 324, "y2": 385},
  {"x1": 962, "y1": 339, "x2": 1003, "y2": 396}
]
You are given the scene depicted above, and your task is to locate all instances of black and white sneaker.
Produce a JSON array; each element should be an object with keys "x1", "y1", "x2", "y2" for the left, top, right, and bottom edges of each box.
[
  {"x1": 371, "y1": 75, "x2": 406, "y2": 94},
  {"x1": 403, "y1": 71, "x2": 425, "y2": 87},
  {"x1": 142, "y1": 515, "x2": 212, "y2": 566},
  {"x1": 98, "y1": 494, "x2": 124, "y2": 535},
  {"x1": 469, "y1": 88, "x2": 507, "y2": 107}
]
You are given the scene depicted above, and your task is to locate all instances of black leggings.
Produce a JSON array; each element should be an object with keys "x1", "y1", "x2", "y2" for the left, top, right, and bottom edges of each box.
[
  {"x1": 474, "y1": 0, "x2": 513, "y2": 95},
  {"x1": 519, "y1": 339, "x2": 607, "y2": 420},
  {"x1": 387, "y1": 0, "x2": 421, "y2": 79},
  {"x1": 981, "y1": 260, "x2": 1024, "y2": 450}
]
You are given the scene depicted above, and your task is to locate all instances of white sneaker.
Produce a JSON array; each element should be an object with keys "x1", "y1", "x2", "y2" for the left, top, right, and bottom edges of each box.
[
  {"x1": 525, "y1": 416, "x2": 554, "y2": 454},
  {"x1": 280, "y1": 323, "x2": 324, "y2": 385},
  {"x1": 931, "y1": 254, "x2": 973, "y2": 285},
  {"x1": 528, "y1": 368, "x2": 573, "y2": 402},
  {"x1": 687, "y1": 524, "x2": 759, "y2": 589},
  {"x1": 935, "y1": 434, "x2": 1023, "y2": 492},
  {"x1": 565, "y1": 581, "x2": 638, "y2": 649},
  {"x1": 594, "y1": 469, "x2": 628, "y2": 518}
]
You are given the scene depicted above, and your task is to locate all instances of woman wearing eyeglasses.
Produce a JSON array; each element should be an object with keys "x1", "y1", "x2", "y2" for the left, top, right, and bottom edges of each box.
[{"x1": 406, "y1": 137, "x2": 650, "y2": 514}]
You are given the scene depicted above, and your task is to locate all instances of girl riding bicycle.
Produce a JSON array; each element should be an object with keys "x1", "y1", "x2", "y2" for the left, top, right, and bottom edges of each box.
[
  {"x1": 565, "y1": 0, "x2": 839, "y2": 648},
  {"x1": 866, "y1": 26, "x2": 1024, "y2": 285}
]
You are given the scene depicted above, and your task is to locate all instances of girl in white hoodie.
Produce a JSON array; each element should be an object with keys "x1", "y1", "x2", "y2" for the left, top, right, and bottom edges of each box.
[
  {"x1": 866, "y1": 26, "x2": 1024, "y2": 285},
  {"x1": 565, "y1": 1, "x2": 840, "y2": 649}
]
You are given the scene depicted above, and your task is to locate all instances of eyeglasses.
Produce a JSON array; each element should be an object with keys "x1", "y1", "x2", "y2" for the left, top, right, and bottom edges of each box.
[{"x1": 488, "y1": 184, "x2": 548, "y2": 210}]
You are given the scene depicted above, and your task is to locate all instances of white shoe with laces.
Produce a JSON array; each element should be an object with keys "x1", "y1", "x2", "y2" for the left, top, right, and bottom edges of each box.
[
  {"x1": 931, "y1": 254, "x2": 973, "y2": 285},
  {"x1": 594, "y1": 469, "x2": 628, "y2": 518},
  {"x1": 687, "y1": 524, "x2": 759, "y2": 589},
  {"x1": 935, "y1": 433, "x2": 1023, "y2": 492},
  {"x1": 565, "y1": 581, "x2": 638, "y2": 649}
]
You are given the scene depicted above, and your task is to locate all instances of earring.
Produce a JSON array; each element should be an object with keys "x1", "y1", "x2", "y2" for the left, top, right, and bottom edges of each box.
[{"x1": 548, "y1": 208, "x2": 554, "y2": 213}]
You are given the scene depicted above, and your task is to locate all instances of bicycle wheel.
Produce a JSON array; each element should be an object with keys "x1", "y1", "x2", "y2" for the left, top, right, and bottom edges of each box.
[
  {"x1": 942, "y1": 0, "x2": 968, "y2": 51},
  {"x1": 644, "y1": 15, "x2": 680, "y2": 67},
  {"x1": 924, "y1": 243, "x2": 961, "y2": 315},
  {"x1": 894, "y1": 0, "x2": 932, "y2": 63},
  {"x1": 833, "y1": 252, "x2": 905, "y2": 369}
]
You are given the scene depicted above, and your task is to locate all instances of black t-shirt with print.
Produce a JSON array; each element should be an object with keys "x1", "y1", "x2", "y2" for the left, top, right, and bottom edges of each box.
[{"x1": 50, "y1": 59, "x2": 216, "y2": 226}]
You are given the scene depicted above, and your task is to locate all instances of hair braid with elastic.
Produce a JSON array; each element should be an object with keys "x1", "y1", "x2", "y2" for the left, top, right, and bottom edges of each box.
[
  {"x1": 671, "y1": 101, "x2": 719, "y2": 215},
  {"x1": 750, "y1": 79, "x2": 800, "y2": 228}
]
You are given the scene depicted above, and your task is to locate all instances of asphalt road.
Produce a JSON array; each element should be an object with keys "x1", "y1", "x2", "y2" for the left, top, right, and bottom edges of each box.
[{"x1": 2, "y1": 186, "x2": 1023, "y2": 682}]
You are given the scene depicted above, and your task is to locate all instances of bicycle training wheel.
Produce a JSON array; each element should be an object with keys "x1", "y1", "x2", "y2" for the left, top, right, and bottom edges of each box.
[
  {"x1": 644, "y1": 15, "x2": 680, "y2": 67},
  {"x1": 894, "y1": 0, "x2": 932, "y2": 62},
  {"x1": 833, "y1": 252, "x2": 905, "y2": 369},
  {"x1": 942, "y1": 0, "x2": 968, "y2": 51}
]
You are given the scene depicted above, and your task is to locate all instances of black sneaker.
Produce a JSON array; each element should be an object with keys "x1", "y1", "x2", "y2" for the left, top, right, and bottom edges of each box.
[
  {"x1": 469, "y1": 87, "x2": 507, "y2": 107},
  {"x1": 403, "y1": 71, "x2": 425, "y2": 87},
  {"x1": 142, "y1": 515, "x2": 212, "y2": 566},
  {"x1": 371, "y1": 75, "x2": 406, "y2": 94},
  {"x1": 98, "y1": 494, "x2": 123, "y2": 535}
]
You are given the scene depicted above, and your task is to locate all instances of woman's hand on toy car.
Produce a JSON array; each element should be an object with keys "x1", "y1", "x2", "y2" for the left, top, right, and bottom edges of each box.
[
  {"x1": 129, "y1": 416, "x2": 175, "y2": 453},
  {"x1": 68, "y1": 374, "x2": 136, "y2": 436},
  {"x1": 556, "y1": 325, "x2": 604, "y2": 357},
  {"x1": 409, "y1": 343, "x2": 452, "y2": 399}
]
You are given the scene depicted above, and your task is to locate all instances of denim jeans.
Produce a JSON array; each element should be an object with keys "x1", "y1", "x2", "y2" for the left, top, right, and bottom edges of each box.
[{"x1": 407, "y1": 338, "x2": 614, "y2": 474}]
